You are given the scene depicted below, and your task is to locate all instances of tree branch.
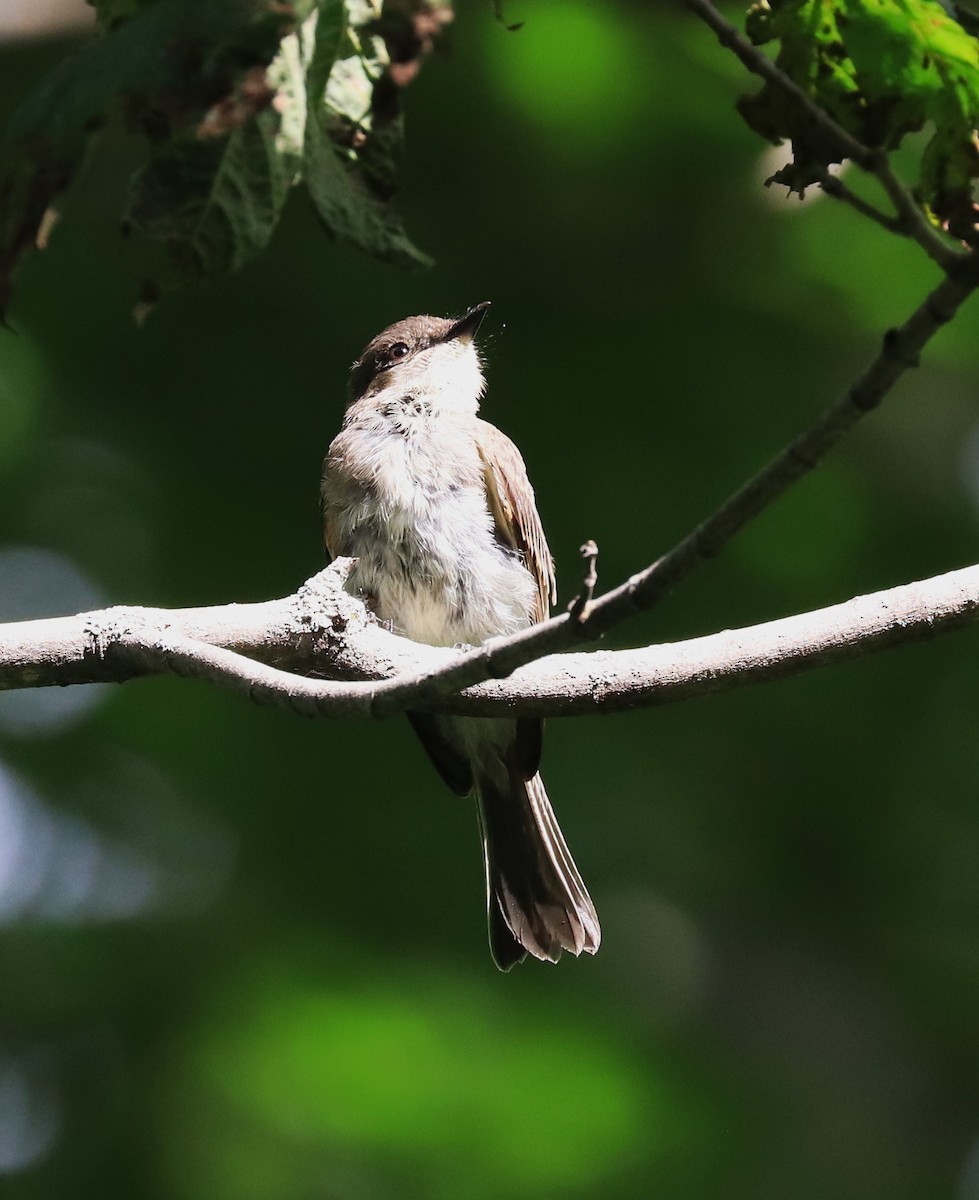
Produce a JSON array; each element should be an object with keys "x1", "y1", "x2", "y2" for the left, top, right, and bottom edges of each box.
[{"x1": 2, "y1": 560, "x2": 979, "y2": 718}]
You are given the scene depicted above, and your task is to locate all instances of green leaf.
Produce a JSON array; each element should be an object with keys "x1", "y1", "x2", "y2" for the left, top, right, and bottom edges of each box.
[
  {"x1": 301, "y1": 0, "x2": 431, "y2": 269},
  {"x1": 739, "y1": 0, "x2": 979, "y2": 233},
  {"x1": 0, "y1": 0, "x2": 436, "y2": 318},
  {"x1": 85, "y1": 0, "x2": 147, "y2": 30},
  {"x1": 0, "y1": 0, "x2": 293, "y2": 318},
  {"x1": 126, "y1": 107, "x2": 294, "y2": 280},
  {"x1": 304, "y1": 115, "x2": 432, "y2": 269}
]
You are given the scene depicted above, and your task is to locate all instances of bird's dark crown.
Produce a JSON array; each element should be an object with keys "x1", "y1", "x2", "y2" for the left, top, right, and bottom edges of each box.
[{"x1": 348, "y1": 303, "x2": 490, "y2": 401}]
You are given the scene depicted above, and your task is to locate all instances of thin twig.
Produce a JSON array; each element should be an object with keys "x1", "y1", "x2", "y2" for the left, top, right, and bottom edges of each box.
[
  {"x1": 568, "y1": 540, "x2": 599, "y2": 622},
  {"x1": 873, "y1": 156, "x2": 967, "y2": 269},
  {"x1": 814, "y1": 169, "x2": 900, "y2": 235}
]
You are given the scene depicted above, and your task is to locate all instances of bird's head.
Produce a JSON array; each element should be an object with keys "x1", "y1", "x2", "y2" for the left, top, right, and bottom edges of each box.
[{"x1": 348, "y1": 301, "x2": 491, "y2": 412}]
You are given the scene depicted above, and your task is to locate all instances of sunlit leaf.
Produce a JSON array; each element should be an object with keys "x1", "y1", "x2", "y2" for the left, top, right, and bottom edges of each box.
[
  {"x1": 740, "y1": 0, "x2": 979, "y2": 235},
  {"x1": 303, "y1": 0, "x2": 432, "y2": 268}
]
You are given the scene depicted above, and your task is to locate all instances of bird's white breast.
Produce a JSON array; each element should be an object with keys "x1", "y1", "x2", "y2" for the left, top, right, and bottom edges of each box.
[{"x1": 324, "y1": 399, "x2": 536, "y2": 648}]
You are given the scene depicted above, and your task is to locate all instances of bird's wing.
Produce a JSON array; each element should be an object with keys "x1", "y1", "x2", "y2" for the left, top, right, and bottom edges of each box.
[
  {"x1": 475, "y1": 419, "x2": 556, "y2": 623},
  {"x1": 321, "y1": 443, "x2": 350, "y2": 560},
  {"x1": 322, "y1": 501, "x2": 342, "y2": 560}
]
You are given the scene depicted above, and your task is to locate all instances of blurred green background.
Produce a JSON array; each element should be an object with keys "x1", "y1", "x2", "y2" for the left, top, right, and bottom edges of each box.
[{"x1": 3, "y1": 2, "x2": 979, "y2": 1197}]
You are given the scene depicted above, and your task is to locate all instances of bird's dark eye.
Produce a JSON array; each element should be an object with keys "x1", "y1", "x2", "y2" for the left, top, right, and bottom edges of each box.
[{"x1": 387, "y1": 342, "x2": 409, "y2": 363}]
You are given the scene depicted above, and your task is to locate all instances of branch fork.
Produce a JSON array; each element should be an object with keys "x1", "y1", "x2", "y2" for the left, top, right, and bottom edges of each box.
[{"x1": 4, "y1": 559, "x2": 979, "y2": 722}]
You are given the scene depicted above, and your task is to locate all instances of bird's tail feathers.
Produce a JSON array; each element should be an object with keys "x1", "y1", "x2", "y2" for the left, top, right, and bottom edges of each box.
[{"x1": 476, "y1": 763, "x2": 600, "y2": 971}]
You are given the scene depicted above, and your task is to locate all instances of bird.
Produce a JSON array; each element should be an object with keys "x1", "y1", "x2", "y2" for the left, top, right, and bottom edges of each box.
[{"x1": 320, "y1": 302, "x2": 600, "y2": 969}]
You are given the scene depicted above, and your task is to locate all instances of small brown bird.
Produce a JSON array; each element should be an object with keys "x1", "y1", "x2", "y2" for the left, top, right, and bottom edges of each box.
[{"x1": 321, "y1": 303, "x2": 600, "y2": 969}]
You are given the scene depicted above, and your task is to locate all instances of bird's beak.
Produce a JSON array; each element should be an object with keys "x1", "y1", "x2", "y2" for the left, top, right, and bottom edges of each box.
[{"x1": 445, "y1": 300, "x2": 491, "y2": 344}]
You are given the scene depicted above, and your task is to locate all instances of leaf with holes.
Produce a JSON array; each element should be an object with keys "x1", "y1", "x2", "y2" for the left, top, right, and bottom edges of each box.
[{"x1": 740, "y1": 0, "x2": 979, "y2": 235}]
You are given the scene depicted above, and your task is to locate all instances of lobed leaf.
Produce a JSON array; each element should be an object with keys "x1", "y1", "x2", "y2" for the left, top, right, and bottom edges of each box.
[
  {"x1": 740, "y1": 0, "x2": 979, "y2": 235},
  {"x1": 302, "y1": 0, "x2": 432, "y2": 269},
  {"x1": 0, "y1": 0, "x2": 444, "y2": 318}
]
